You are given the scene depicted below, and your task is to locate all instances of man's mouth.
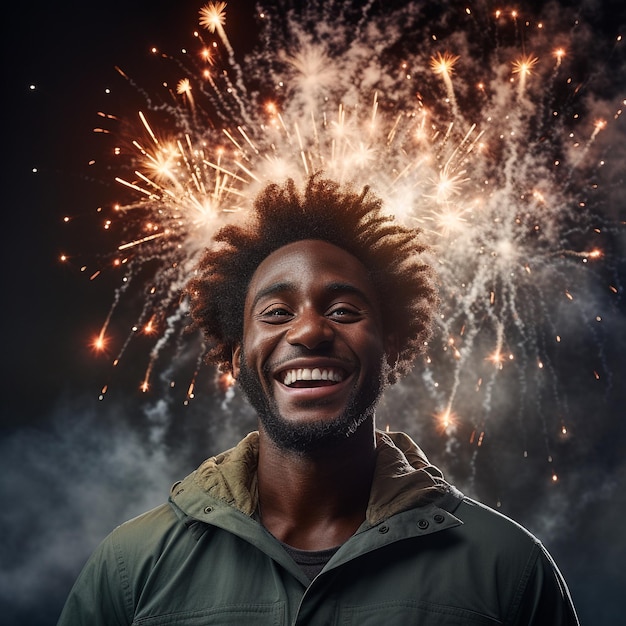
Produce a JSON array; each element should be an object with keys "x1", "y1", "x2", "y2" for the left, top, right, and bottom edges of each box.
[{"x1": 281, "y1": 367, "x2": 346, "y2": 388}]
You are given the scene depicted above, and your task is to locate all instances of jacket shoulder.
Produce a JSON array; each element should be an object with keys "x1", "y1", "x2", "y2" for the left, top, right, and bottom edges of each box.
[
  {"x1": 57, "y1": 503, "x2": 187, "y2": 626},
  {"x1": 445, "y1": 497, "x2": 546, "y2": 577},
  {"x1": 441, "y1": 497, "x2": 578, "y2": 624},
  {"x1": 453, "y1": 497, "x2": 541, "y2": 543},
  {"x1": 111, "y1": 501, "x2": 182, "y2": 547}
]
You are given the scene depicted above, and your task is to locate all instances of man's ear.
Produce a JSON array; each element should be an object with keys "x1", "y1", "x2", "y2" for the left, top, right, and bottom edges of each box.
[{"x1": 231, "y1": 343, "x2": 241, "y2": 380}]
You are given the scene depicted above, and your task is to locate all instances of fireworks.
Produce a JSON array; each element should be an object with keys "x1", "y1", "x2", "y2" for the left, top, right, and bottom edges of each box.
[
  {"x1": 71, "y1": 1, "x2": 623, "y2": 474},
  {"x1": 199, "y1": 2, "x2": 227, "y2": 34}
]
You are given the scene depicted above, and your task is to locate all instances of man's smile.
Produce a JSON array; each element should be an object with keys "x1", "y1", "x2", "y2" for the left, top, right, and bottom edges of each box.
[{"x1": 280, "y1": 367, "x2": 346, "y2": 387}]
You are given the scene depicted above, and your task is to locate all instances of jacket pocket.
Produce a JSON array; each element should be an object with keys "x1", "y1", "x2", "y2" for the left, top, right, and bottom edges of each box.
[
  {"x1": 340, "y1": 600, "x2": 501, "y2": 625},
  {"x1": 132, "y1": 602, "x2": 286, "y2": 625}
]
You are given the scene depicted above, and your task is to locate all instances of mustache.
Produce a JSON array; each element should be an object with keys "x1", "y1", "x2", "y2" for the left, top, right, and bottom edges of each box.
[{"x1": 260, "y1": 350, "x2": 357, "y2": 374}]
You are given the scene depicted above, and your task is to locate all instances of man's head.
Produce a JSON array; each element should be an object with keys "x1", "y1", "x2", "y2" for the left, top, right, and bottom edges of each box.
[
  {"x1": 188, "y1": 175, "x2": 438, "y2": 374},
  {"x1": 187, "y1": 176, "x2": 438, "y2": 450},
  {"x1": 232, "y1": 239, "x2": 389, "y2": 452}
]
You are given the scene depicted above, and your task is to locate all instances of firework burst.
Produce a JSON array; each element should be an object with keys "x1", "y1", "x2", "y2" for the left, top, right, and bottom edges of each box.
[{"x1": 70, "y1": 0, "x2": 624, "y2": 479}]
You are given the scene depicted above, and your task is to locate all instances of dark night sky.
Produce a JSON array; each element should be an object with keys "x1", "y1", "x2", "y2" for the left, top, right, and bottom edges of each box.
[{"x1": 2, "y1": 1, "x2": 625, "y2": 625}]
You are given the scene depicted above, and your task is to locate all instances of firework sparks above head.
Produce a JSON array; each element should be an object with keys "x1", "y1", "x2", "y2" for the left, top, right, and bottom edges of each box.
[{"x1": 72, "y1": 0, "x2": 624, "y2": 475}]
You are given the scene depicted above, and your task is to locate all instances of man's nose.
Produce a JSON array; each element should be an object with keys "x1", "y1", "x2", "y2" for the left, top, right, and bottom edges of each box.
[{"x1": 286, "y1": 310, "x2": 334, "y2": 349}]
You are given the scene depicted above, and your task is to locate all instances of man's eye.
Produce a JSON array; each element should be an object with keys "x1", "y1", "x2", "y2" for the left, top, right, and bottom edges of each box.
[
  {"x1": 260, "y1": 306, "x2": 292, "y2": 321},
  {"x1": 328, "y1": 306, "x2": 360, "y2": 320}
]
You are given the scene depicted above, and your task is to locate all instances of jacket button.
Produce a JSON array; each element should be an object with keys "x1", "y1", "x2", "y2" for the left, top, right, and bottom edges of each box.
[
  {"x1": 204, "y1": 506, "x2": 213, "y2": 514},
  {"x1": 378, "y1": 524, "x2": 389, "y2": 534},
  {"x1": 434, "y1": 513, "x2": 445, "y2": 523},
  {"x1": 417, "y1": 519, "x2": 429, "y2": 530}
]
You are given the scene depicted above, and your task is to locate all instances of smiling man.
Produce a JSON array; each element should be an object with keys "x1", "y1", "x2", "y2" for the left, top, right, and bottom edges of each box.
[
  {"x1": 58, "y1": 176, "x2": 579, "y2": 625},
  {"x1": 235, "y1": 240, "x2": 388, "y2": 455}
]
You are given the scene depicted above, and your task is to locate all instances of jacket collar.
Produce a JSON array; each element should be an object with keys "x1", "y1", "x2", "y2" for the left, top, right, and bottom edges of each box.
[
  {"x1": 366, "y1": 430, "x2": 449, "y2": 524},
  {"x1": 172, "y1": 430, "x2": 451, "y2": 524}
]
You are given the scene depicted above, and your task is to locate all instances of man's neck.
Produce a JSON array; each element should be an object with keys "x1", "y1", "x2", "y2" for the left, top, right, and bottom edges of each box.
[{"x1": 256, "y1": 421, "x2": 377, "y2": 550}]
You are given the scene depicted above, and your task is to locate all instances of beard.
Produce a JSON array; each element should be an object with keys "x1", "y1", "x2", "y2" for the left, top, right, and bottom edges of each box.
[{"x1": 237, "y1": 350, "x2": 387, "y2": 455}]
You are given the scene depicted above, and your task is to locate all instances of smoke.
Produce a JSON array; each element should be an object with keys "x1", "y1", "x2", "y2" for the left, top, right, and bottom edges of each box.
[
  {"x1": 0, "y1": 389, "x2": 252, "y2": 626},
  {"x1": 2, "y1": 351, "x2": 624, "y2": 625}
]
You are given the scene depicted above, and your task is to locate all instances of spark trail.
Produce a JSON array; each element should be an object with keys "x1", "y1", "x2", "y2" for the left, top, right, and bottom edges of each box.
[{"x1": 69, "y1": 0, "x2": 624, "y2": 481}]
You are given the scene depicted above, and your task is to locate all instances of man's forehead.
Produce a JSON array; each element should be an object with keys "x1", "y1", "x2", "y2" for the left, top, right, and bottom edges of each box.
[
  {"x1": 245, "y1": 239, "x2": 377, "y2": 301},
  {"x1": 249, "y1": 280, "x2": 376, "y2": 310}
]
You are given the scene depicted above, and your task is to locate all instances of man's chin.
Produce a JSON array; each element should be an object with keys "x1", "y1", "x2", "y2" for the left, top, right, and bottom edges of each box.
[{"x1": 259, "y1": 410, "x2": 368, "y2": 456}]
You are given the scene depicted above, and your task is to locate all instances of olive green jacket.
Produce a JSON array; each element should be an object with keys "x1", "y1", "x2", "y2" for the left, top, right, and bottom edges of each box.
[{"x1": 58, "y1": 431, "x2": 578, "y2": 625}]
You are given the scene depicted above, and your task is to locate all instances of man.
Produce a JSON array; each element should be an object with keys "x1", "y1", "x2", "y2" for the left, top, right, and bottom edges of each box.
[{"x1": 58, "y1": 176, "x2": 579, "y2": 624}]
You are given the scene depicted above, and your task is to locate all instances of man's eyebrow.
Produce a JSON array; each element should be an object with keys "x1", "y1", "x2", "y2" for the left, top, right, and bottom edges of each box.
[
  {"x1": 251, "y1": 282, "x2": 297, "y2": 309},
  {"x1": 326, "y1": 282, "x2": 375, "y2": 307}
]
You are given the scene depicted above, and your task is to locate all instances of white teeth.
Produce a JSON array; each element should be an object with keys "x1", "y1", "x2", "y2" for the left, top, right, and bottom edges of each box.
[{"x1": 282, "y1": 368, "x2": 344, "y2": 386}]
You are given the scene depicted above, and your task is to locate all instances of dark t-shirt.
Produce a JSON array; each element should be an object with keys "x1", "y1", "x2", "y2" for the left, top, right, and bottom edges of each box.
[{"x1": 280, "y1": 541, "x2": 340, "y2": 581}]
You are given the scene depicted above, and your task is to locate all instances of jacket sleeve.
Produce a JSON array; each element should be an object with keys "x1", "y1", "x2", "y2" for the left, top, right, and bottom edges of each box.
[
  {"x1": 510, "y1": 544, "x2": 579, "y2": 626},
  {"x1": 57, "y1": 532, "x2": 132, "y2": 626}
]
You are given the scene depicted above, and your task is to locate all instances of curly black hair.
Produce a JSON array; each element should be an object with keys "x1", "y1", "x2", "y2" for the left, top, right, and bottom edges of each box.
[{"x1": 186, "y1": 175, "x2": 439, "y2": 382}]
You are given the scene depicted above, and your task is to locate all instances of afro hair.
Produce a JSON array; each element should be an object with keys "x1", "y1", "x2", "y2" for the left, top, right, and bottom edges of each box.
[{"x1": 186, "y1": 175, "x2": 439, "y2": 382}]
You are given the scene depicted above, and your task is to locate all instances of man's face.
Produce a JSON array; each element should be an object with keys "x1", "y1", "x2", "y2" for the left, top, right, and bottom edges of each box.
[{"x1": 233, "y1": 239, "x2": 389, "y2": 454}]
